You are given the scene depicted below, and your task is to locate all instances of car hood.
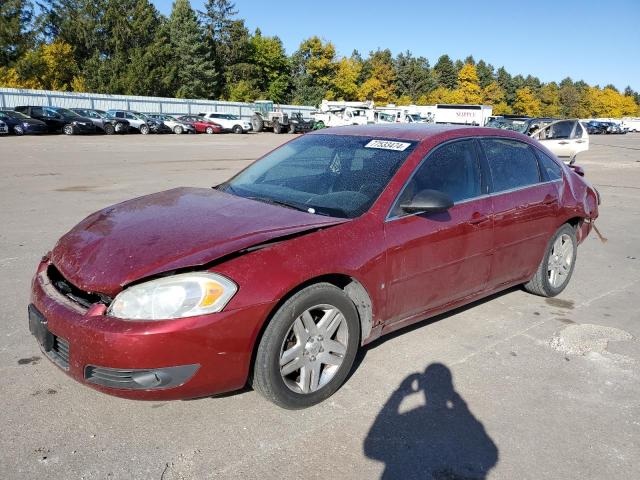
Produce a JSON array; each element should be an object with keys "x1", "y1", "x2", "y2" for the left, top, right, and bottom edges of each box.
[{"x1": 50, "y1": 187, "x2": 346, "y2": 297}]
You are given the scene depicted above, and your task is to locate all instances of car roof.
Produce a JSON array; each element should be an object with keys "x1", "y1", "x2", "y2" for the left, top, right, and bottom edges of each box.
[{"x1": 307, "y1": 124, "x2": 532, "y2": 143}]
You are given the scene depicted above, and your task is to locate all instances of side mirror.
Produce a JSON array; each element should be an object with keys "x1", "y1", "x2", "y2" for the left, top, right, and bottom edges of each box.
[{"x1": 401, "y1": 189, "x2": 454, "y2": 214}]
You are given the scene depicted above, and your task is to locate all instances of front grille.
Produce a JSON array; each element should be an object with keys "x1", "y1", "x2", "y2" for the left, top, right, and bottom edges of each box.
[
  {"x1": 47, "y1": 336, "x2": 70, "y2": 370},
  {"x1": 47, "y1": 264, "x2": 110, "y2": 308}
]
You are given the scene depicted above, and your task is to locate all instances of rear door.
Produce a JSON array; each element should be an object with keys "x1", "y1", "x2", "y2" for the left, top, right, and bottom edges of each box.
[
  {"x1": 383, "y1": 139, "x2": 493, "y2": 325},
  {"x1": 480, "y1": 137, "x2": 560, "y2": 289}
]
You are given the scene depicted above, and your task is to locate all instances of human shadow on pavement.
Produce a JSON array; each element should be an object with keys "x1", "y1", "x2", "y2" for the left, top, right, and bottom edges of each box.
[{"x1": 364, "y1": 363, "x2": 498, "y2": 480}]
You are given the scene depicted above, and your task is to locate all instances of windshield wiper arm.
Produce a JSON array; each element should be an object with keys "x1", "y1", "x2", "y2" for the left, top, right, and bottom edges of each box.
[{"x1": 246, "y1": 196, "x2": 313, "y2": 213}]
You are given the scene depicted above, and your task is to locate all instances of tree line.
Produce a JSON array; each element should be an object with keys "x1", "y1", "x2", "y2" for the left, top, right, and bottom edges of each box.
[{"x1": 1, "y1": 0, "x2": 639, "y2": 117}]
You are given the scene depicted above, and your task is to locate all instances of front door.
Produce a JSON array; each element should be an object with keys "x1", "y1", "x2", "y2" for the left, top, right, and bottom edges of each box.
[{"x1": 384, "y1": 139, "x2": 493, "y2": 325}]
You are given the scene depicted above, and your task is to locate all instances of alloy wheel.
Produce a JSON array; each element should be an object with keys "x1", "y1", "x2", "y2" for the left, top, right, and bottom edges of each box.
[
  {"x1": 548, "y1": 234, "x2": 574, "y2": 288},
  {"x1": 279, "y1": 304, "x2": 349, "y2": 394}
]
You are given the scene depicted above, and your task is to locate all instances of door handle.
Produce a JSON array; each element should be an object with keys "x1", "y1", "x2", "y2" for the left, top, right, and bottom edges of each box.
[
  {"x1": 543, "y1": 195, "x2": 557, "y2": 205},
  {"x1": 575, "y1": 139, "x2": 585, "y2": 143},
  {"x1": 558, "y1": 141, "x2": 569, "y2": 145},
  {"x1": 468, "y1": 213, "x2": 490, "y2": 225}
]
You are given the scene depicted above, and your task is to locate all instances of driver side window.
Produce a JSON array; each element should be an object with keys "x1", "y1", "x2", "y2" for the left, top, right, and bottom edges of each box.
[{"x1": 391, "y1": 139, "x2": 482, "y2": 217}]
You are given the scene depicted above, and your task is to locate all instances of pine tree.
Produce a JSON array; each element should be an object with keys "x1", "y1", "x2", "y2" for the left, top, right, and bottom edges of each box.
[
  {"x1": 199, "y1": 0, "x2": 239, "y2": 97},
  {"x1": 434, "y1": 55, "x2": 457, "y2": 89},
  {"x1": 167, "y1": 0, "x2": 217, "y2": 99},
  {"x1": 394, "y1": 51, "x2": 435, "y2": 102},
  {"x1": 0, "y1": 0, "x2": 33, "y2": 66}
]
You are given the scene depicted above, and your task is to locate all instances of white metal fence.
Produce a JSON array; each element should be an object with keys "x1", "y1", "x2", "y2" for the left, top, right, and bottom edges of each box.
[{"x1": 0, "y1": 88, "x2": 316, "y2": 120}]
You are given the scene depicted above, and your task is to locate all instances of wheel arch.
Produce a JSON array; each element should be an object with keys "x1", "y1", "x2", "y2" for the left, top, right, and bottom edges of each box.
[{"x1": 246, "y1": 273, "x2": 373, "y2": 385}]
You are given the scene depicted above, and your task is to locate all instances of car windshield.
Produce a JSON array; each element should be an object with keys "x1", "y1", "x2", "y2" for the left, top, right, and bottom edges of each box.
[
  {"x1": 4, "y1": 111, "x2": 30, "y2": 119},
  {"x1": 486, "y1": 118, "x2": 529, "y2": 134},
  {"x1": 218, "y1": 134, "x2": 416, "y2": 219}
]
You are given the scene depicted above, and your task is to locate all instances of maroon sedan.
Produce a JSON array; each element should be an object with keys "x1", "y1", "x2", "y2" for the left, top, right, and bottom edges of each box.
[
  {"x1": 29, "y1": 125, "x2": 599, "y2": 409},
  {"x1": 177, "y1": 115, "x2": 222, "y2": 134}
]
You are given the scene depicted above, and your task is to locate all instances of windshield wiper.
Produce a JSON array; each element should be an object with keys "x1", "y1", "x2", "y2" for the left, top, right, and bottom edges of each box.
[{"x1": 246, "y1": 196, "x2": 312, "y2": 213}]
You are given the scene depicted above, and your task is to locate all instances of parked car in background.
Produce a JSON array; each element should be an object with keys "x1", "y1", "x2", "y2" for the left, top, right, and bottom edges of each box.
[
  {"x1": 601, "y1": 121, "x2": 625, "y2": 134},
  {"x1": 0, "y1": 120, "x2": 8, "y2": 135},
  {"x1": 28, "y1": 125, "x2": 599, "y2": 409},
  {"x1": 147, "y1": 114, "x2": 195, "y2": 135},
  {"x1": 107, "y1": 110, "x2": 162, "y2": 134},
  {"x1": 176, "y1": 115, "x2": 222, "y2": 134},
  {"x1": 531, "y1": 119, "x2": 589, "y2": 159},
  {"x1": 288, "y1": 112, "x2": 315, "y2": 133},
  {"x1": 486, "y1": 116, "x2": 556, "y2": 135},
  {"x1": 14, "y1": 106, "x2": 96, "y2": 135},
  {"x1": 70, "y1": 109, "x2": 129, "y2": 135},
  {"x1": 584, "y1": 120, "x2": 607, "y2": 135},
  {"x1": 198, "y1": 112, "x2": 251, "y2": 133},
  {"x1": 0, "y1": 110, "x2": 48, "y2": 135}
]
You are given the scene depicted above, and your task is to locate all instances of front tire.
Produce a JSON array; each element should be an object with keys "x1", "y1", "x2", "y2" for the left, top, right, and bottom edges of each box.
[
  {"x1": 139, "y1": 124, "x2": 150, "y2": 135},
  {"x1": 232, "y1": 125, "x2": 243, "y2": 134},
  {"x1": 63, "y1": 124, "x2": 74, "y2": 135},
  {"x1": 273, "y1": 120, "x2": 282, "y2": 134},
  {"x1": 252, "y1": 283, "x2": 360, "y2": 409},
  {"x1": 103, "y1": 123, "x2": 115, "y2": 135},
  {"x1": 205, "y1": 126, "x2": 214, "y2": 134},
  {"x1": 13, "y1": 125, "x2": 24, "y2": 135},
  {"x1": 173, "y1": 125, "x2": 183, "y2": 135},
  {"x1": 524, "y1": 224, "x2": 577, "y2": 297}
]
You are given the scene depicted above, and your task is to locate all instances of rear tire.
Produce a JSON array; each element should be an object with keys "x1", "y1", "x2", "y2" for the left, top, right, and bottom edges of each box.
[
  {"x1": 252, "y1": 283, "x2": 360, "y2": 409},
  {"x1": 103, "y1": 123, "x2": 115, "y2": 135},
  {"x1": 524, "y1": 224, "x2": 577, "y2": 297},
  {"x1": 252, "y1": 114, "x2": 264, "y2": 132}
]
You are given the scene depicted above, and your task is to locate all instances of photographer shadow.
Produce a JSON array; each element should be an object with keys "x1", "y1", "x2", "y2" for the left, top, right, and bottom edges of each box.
[{"x1": 364, "y1": 363, "x2": 498, "y2": 480}]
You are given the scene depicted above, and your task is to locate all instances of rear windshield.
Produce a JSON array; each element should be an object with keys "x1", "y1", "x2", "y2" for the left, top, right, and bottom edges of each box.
[{"x1": 219, "y1": 134, "x2": 416, "y2": 218}]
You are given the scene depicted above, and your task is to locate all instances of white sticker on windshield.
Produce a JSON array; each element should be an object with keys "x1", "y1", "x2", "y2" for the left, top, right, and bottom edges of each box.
[{"x1": 364, "y1": 140, "x2": 411, "y2": 151}]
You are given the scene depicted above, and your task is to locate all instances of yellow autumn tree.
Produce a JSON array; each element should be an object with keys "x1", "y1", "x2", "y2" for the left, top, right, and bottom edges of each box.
[
  {"x1": 455, "y1": 63, "x2": 482, "y2": 104},
  {"x1": 513, "y1": 87, "x2": 542, "y2": 116},
  {"x1": 358, "y1": 50, "x2": 396, "y2": 103},
  {"x1": 539, "y1": 82, "x2": 561, "y2": 117},
  {"x1": 0, "y1": 40, "x2": 86, "y2": 91},
  {"x1": 330, "y1": 57, "x2": 361, "y2": 101},
  {"x1": 481, "y1": 81, "x2": 511, "y2": 114}
]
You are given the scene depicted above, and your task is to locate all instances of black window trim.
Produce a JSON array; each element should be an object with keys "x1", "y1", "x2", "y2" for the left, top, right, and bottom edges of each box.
[
  {"x1": 386, "y1": 137, "x2": 488, "y2": 221},
  {"x1": 476, "y1": 136, "x2": 553, "y2": 195},
  {"x1": 532, "y1": 146, "x2": 565, "y2": 183}
]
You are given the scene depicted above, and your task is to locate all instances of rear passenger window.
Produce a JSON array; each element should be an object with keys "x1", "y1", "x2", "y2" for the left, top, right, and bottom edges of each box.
[
  {"x1": 537, "y1": 151, "x2": 563, "y2": 181},
  {"x1": 482, "y1": 138, "x2": 541, "y2": 192}
]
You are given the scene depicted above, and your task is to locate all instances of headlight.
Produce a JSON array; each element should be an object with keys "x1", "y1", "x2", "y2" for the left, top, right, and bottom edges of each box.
[
  {"x1": 108, "y1": 272, "x2": 237, "y2": 320},
  {"x1": 23, "y1": 122, "x2": 30, "y2": 127}
]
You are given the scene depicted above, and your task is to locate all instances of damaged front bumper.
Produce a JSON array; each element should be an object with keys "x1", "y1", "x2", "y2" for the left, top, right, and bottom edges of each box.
[{"x1": 29, "y1": 260, "x2": 271, "y2": 400}]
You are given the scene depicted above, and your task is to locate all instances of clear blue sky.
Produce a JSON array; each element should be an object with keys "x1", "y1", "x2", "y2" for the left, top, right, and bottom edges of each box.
[{"x1": 152, "y1": 0, "x2": 640, "y2": 91}]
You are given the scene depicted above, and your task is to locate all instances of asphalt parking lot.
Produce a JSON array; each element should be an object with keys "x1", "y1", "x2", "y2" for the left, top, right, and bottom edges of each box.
[{"x1": 1, "y1": 131, "x2": 639, "y2": 479}]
